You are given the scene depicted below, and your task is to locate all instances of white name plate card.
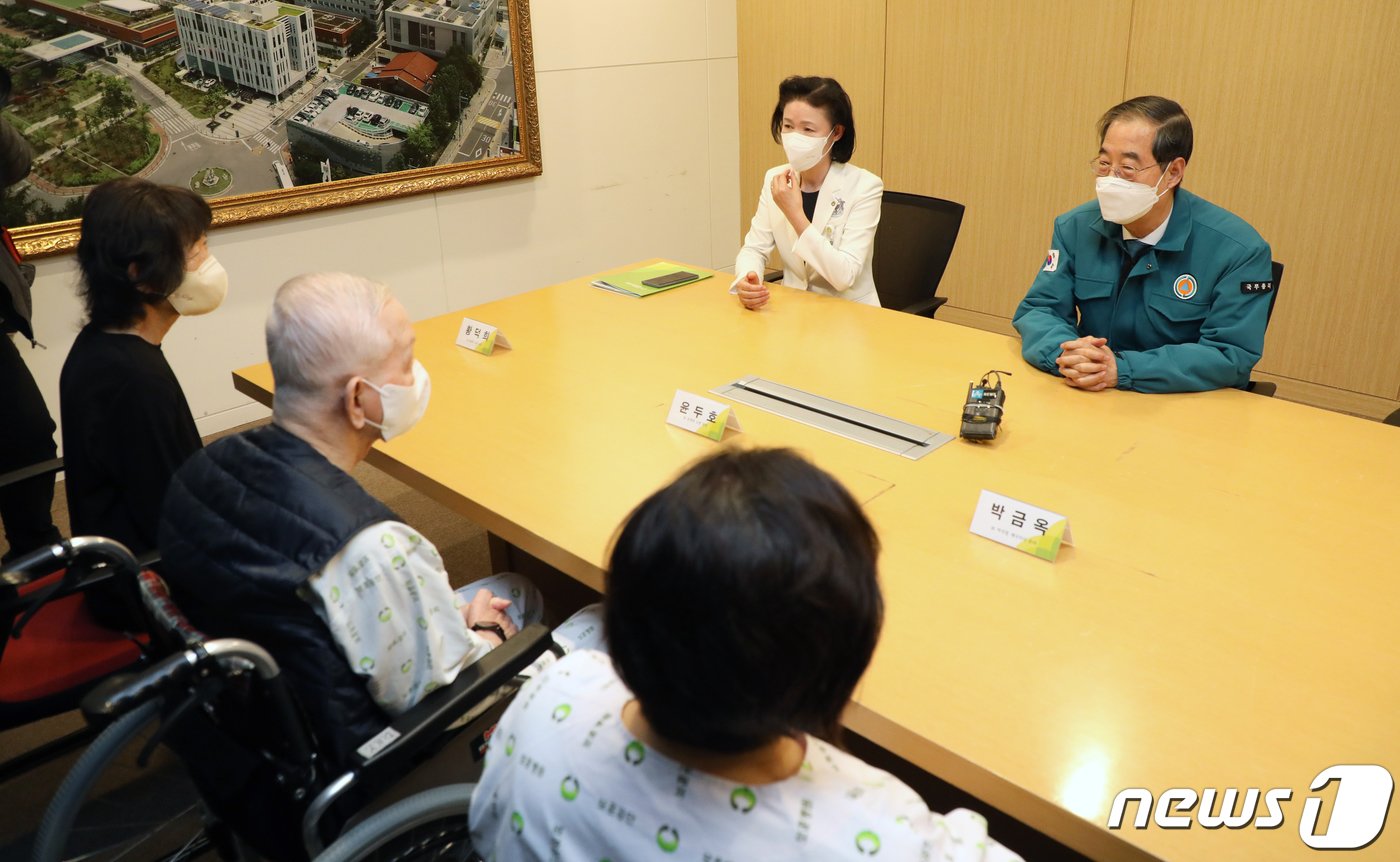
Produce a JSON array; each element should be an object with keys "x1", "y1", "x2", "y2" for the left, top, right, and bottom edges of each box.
[
  {"x1": 969, "y1": 490, "x2": 1074, "y2": 562},
  {"x1": 666, "y1": 390, "x2": 742, "y2": 442},
  {"x1": 455, "y1": 317, "x2": 512, "y2": 355}
]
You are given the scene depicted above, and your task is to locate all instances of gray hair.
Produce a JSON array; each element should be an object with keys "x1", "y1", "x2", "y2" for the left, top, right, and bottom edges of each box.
[
  {"x1": 266, "y1": 272, "x2": 394, "y2": 421},
  {"x1": 1097, "y1": 95, "x2": 1193, "y2": 167}
]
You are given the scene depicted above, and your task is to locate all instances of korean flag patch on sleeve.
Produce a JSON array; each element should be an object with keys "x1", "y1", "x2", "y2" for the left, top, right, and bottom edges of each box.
[{"x1": 1043, "y1": 249, "x2": 1060, "y2": 272}]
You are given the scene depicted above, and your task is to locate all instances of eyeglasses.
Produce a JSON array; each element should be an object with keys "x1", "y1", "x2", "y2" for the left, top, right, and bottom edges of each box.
[{"x1": 1090, "y1": 158, "x2": 1160, "y2": 180}]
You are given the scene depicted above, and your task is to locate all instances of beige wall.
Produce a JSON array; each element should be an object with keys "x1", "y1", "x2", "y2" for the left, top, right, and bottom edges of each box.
[
  {"x1": 19, "y1": 0, "x2": 740, "y2": 442},
  {"x1": 738, "y1": 0, "x2": 1400, "y2": 418}
]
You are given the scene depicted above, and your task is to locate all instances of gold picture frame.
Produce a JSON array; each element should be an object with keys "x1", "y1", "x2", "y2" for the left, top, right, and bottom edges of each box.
[{"x1": 8, "y1": 0, "x2": 541, "y2": 259}]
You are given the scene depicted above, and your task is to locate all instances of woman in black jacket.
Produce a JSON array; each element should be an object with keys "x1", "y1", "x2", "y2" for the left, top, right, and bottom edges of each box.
[{"x1": 60, "y1": 178, "x2": 226, "y2": 627}]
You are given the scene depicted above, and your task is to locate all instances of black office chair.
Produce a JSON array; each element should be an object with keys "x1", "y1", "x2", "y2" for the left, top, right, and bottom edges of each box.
[
  {"x1": 1245, "y1": 260, "x2": 1285, "y2": 397},
  {"x1": 1383, "y1": 409, "x2": 1400, "y2": 427},
  {"x1": 871, "y1": 191, "x2": 965, "y2": 318}
]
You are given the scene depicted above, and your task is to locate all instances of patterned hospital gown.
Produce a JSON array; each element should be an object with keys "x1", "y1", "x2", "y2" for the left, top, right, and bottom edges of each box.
[
  {"x1": 470, "y1": 650, "x2": 1024, "y2": 861},
  {"x1": 304, "y1": 521, "x2": 492, "y2": 714}
]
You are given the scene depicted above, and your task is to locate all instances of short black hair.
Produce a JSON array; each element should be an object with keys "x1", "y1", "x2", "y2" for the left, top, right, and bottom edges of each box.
[
  {"x1": 1097, "y1": 95, "x2": 1193, "y2": 167},
  {"x1": 76, "y1": 178, "x2": 213, "y2": 329},
  {"x1": 605, "y1": 448, "x2": 883, "y2": 753},
  {"x1": 769, "y1": 75, "x2": 856, "y2": 163}
]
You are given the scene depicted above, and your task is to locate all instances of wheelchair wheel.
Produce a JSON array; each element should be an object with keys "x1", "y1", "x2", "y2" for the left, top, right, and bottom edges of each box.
[
  {"x1": 314, "y1": 784, "x2": 477, "y2": 862},
  {"x1": 31, "y1": 700, "x2": 218, "y2": 862}
]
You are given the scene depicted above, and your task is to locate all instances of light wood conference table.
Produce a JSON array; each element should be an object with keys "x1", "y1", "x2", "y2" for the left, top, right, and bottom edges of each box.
[{"x1": 234, "y1": 261, "x2": 1399, "y2": 862}]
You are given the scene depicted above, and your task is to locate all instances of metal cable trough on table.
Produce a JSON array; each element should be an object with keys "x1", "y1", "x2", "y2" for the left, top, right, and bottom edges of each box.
[{"x1": 711, "y1": 376, "x2": 954, "y2": 460}]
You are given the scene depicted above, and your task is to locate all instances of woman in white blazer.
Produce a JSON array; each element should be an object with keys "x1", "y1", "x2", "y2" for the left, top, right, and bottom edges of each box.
[{"x1": 734, "y1": 76, "x2": 883, "y2": 309}]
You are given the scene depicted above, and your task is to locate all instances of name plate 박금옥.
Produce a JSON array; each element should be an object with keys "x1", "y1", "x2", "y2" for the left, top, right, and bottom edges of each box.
[
  {"x1": 455, "y1": 317, "x2": 512, "y2": 355},
  {"x1": 666, "y1": 390, "x2": 742, "y2": 442},
  {"x1": 969, "y1": 490, "x2": 1074, "y2": 562}
]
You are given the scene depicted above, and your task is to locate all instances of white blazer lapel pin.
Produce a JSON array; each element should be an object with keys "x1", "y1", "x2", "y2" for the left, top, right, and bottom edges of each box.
[{"x1": 822, "y1": 195, "x2": 846, "y2": 240}]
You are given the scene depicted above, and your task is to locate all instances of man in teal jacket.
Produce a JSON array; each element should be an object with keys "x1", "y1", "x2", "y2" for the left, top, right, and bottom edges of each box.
[{"x1": 1013, "y1": 96, "x2": 1274, "y2": 393}]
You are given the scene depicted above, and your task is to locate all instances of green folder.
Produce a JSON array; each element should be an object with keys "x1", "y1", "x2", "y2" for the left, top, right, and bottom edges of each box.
[{"x1": 590, "y1": 262, "x2": 713, "y2": 298}]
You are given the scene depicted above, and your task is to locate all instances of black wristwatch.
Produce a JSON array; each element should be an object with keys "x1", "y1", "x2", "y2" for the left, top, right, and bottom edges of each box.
[{"x1": 471, "y1": 622, "x2": 507, "y2": 643}]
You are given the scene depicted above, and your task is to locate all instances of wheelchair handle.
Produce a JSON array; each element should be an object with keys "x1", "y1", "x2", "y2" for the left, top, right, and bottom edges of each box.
[
  {"x1": 202, "y1": 638, "x2": 282, "y2": 679},
  {"x1": 83, "y1": 638, "x2": 283, "y2": 719},
  {"x1": 0, "y1": 542, "x2": 65, "y2": 586},
  {"x1": 1, "y1": 536, "x2": 140, "y2": 586},
  {"x1": 83, "y1": 650, "x2": 200, "y2": 719}
]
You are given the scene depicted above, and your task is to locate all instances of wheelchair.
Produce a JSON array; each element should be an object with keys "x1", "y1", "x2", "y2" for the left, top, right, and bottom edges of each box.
[
  {"x1": 24, "y1": 538, "x2": 551, "y2": 862},
  {"x1": 1, "y1": 535, "x2": 155, "y2": 783}
]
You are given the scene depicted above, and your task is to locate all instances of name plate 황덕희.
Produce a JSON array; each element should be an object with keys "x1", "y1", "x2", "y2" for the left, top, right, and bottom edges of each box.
[{"x1": 455, "y1": 317, "x2": 512, "y2": 355}]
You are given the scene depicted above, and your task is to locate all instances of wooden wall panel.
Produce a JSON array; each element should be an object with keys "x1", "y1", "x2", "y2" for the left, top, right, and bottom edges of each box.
[
  {"x1": 882, "y1": 0, "x2": 1133, "y2": 323},
  {"x1": 736, "y1": 0, "x2": 886, "y2": 257},
  {"x1": 1124, "y1": 0, "x2": 1400, "y2": 398}
]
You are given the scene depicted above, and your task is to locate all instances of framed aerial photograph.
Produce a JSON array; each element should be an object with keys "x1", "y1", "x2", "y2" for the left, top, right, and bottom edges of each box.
[{"x1": 0, "y1": 0, "x2": 540, "y2": 258}]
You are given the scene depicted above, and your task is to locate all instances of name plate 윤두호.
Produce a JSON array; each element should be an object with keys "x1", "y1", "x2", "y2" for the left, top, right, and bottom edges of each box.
[
  {"x1": 455, "y1": 317, "x2": 513, "y2": 355},
  {"x1": 969, "y1": 490, "x2": 1075, "y2": 562},
  {"x1": 666, "y1": 390, "x2": 742, "y2": 442}
]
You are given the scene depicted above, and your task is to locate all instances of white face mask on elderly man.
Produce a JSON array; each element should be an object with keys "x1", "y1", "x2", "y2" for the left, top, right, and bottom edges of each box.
[
  {"x1": 1095, "y1": 172, "x2": 1170, "y2": 225},
  {"x1": 167, "y1": 255, "x2": 228, "y2": 316},
  {"x1": 363, "y1": 359, "x2": 432, "y2": 442},
  {"x1": 781, "y1": 129, "x2": 834, "y2": 172}
]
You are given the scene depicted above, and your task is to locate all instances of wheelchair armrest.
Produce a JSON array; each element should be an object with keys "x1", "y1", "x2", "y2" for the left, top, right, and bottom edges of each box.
[
  {"x1": 303, "y1": 624, "x2": 553, "y2": 856},
  {"x1": 354, "y1": 623, "x2": 552, "y2": 774},
  {"x1": 0, "y1": 457, "x2": 63, "y2": 491}
]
